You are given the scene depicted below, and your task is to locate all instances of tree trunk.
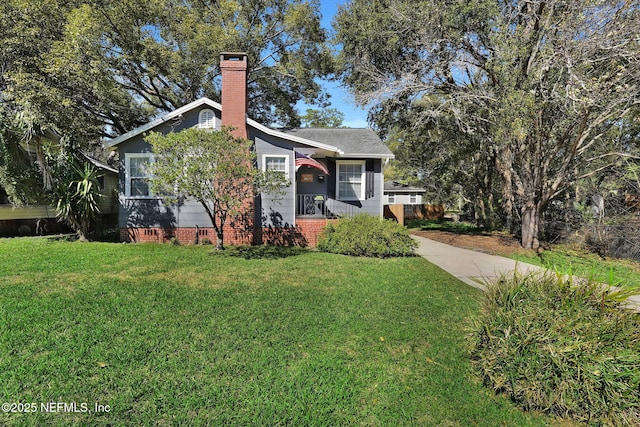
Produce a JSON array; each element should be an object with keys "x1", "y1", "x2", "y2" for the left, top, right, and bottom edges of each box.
[
  {"x1": 66, "y1": 215, "x2": 87, "y2": 241},
  {"x1": 215, "y1": 230, "x2": 225, "y2": 251},
  {"x1": 475, "y1": 192, "x2": 487, "y2": 227},
  {"x1": 214, "y1": 211, "x2": 227, "y2": 250},
  {"x1": 497, "y1": 145, "x2": 515, "y2": 233},
  {"x1": 521, "y1": 201, "x2": 541, "y2": 249},
  {"x1": 200, "y1": 201, "x2": 225, "y2": 250}
]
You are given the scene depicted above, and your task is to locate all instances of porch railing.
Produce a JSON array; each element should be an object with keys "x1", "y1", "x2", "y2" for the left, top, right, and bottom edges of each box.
[
  {"x1": 297, "y1": 194, "x2": 327, "y2": 217},
  {"x1": 296, "y1": 194, "x2": 357, "y2": 218}
]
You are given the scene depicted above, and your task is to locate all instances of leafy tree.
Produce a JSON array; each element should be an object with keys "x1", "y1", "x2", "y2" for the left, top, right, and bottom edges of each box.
[
  {"x1": 147, "y1": 127, "x2": 288, "y2": 250},
  {"x1": 0, "y1": 104, "x2": 63, "y2": 205},
  {"x1": 0, "y1": 107, "x2": 104, "y2": 240},
  {"x1": 300, "y1": 108, "x2": 345, "y2": 128},
  {"x1": 375, "y1": 96, "x2": 488, "y2": 218},
  {"x1": 1, "y1": 0, "x2": 333, "y2": 207},
  {"x1": 335, "y1": 0, "x2": 640, "y2": 248},
  {"x1": 0, "y1": 0, "x2": 104, "y2": 144},
  {"x1": 3, "y1": 0, "x2": 334, "y2": 141},
  {"x1": 54, "y1": 162, "x2": 103, "y2": 241},
  {"x1": 1, "y1": 0, "x2": 116, "y2": 207}
]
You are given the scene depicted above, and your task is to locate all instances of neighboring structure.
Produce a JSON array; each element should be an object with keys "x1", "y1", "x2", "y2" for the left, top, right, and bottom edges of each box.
[
  {"x1": 383, "y1": 180, "x2": 425, "y2": 205},
  {"x1": 85, "y1": 155, "x2": 120, "y2": 221},
  {"x1": 0, "y1": 132, "x2": 118, "y2": 237},
  {"x1": 383, "y1": 180, "x2": 444, "y2": 224},
  {"x1": 104, "y1": 52, "x2": 394, "y2": 246}
]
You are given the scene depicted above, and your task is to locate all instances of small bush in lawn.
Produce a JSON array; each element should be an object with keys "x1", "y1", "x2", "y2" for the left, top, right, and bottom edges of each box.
[
  {"x1": 317, "y1": 214, "x2": 417, "y2": 257},
  {"x1": 470, "y1": 271, "x2": 640, "y2": 425}
]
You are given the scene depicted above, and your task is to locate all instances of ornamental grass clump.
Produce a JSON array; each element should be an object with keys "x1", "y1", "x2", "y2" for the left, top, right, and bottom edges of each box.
[
  {"x1": 317, "y1": 214, "x2": 417, "y2": 257},
  {"x1": 470, "y1": 271, "x2": 640, "y2": 426}
]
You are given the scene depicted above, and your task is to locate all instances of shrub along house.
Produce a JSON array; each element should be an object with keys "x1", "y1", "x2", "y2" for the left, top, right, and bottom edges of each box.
[{"x1": 104, "y1": 53, "x2": 393, "y2": 246}]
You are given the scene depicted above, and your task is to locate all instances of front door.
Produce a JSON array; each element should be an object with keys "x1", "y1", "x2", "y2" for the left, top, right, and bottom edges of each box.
[{"x1": 296, "y1": 166, "x2": 328, "y2": 216}]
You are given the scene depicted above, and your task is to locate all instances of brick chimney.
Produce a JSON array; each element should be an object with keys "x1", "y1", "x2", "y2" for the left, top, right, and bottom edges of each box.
[{"x1": 220, "y1": 52, "x2": 248, "y2": 139}]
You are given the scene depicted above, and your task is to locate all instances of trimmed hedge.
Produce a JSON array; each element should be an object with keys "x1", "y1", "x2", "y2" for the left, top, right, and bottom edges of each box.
[
  {"x1": 470, "y1": 271, "x2": 640, "y2": 425},
  {"x1": 317, "y1": 214, "x2": 417, "y2": 258}
]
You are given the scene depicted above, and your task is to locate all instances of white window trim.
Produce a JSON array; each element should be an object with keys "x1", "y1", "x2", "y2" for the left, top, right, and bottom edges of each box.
[
  {"x1": 124, "y1": 153, "x2": 157, "y2": 199},
  {"x1": 388, "y1": 193, "x2": 396, "y2": 204},
  {"x1": 198, "y1": 109, "x2": 218, "y2": 129},
  {"x1": 336, "y1": 160, "x2": 366, "y2": 201},
  {"x1": 410, "y1": 194, "x2": 417, "y2": 204},
  {"x1": 262, "y1": 154, "x2": 290, "y2": 179}
]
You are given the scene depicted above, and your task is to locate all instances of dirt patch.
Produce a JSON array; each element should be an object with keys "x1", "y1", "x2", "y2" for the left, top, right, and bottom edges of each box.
[{"x1": 412, "y1": 230, "x2": 532, "y2": 257}]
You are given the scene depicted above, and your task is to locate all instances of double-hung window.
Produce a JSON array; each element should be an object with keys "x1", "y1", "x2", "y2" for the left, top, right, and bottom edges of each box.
[
  {"x1": 263, "y1": 155, "x2": 289, "y2": 179},
  {"x1": 336, "y1": 161, "x2": 365, "y2": 201},
  {"x1": 125, "y1": 154, "x2": 154, "y2": 198}
]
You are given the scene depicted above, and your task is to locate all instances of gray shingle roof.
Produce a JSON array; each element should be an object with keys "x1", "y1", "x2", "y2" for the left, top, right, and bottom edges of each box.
[
  {"x1": 384, "y1": 181, "x2": 425, "y2": 193},
  {"x1": 282, "y1": 128, "x2": 393, "y2": 158},
  {"x1": 103, "y1": 97, "x2": 394, "y2": 159}
]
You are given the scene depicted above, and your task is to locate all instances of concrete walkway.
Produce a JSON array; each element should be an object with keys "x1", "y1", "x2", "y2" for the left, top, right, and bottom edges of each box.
[
  {"x1": 412, "y1": 235, "x2": 640, "y2": 311},
  {"x1": 412, "y1": 235, "x2": 542, "y2": 291}
]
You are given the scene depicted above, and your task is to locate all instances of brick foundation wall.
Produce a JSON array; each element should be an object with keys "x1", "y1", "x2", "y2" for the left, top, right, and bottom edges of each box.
[
  {"x1": 120, "y1": 225, "x2": 253, "y2": 246},
  {"x1": 121, "y1": 193, "x2": 256, "y2": 246},
  {"x1": 121, "y1": 218, "x2": 336, "y2": 248},
  {"x1": 293, "y1": 218, "x2": 338, "y2": 247}
]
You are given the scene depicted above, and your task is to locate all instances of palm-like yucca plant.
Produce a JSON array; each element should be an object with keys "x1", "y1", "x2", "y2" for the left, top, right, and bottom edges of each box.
[{"x1": 55, "y1": 162, "x2": 102, "y2": 241}]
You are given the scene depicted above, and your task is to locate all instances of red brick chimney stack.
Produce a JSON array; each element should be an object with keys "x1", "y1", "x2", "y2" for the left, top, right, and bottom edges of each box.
[{"x1": 220, "y1": 52, "x2": 248, "y2": 139}]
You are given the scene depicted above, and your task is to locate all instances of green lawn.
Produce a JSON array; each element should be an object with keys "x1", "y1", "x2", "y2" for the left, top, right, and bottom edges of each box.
[
  {"x1": 406, "y1": 219, "x2": 483, "y2": 234},
  {"x1": 0, "y1": 238, "x2": 550, "y2": 426},
  {"x1": 510, "y1": 245, "x2": 640, "y2": 290}
]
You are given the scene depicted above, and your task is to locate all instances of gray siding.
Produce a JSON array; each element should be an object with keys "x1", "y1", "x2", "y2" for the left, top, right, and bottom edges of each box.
[
  {"x1": 252, "y1": 129, "x2": 296, "y2": 227},
  {"x1": 296, "y1": 166, "x2": 327, "y2": 195},
  {"x1": 326, "y1": 159, "x2": 384, "y2": 218},
  {"x1": 253, "y1": 124, "x2": 386, "y2": 225},
  {"x1": 118, "y1": 110, "x2": 386, "y2": 230},
  {"x1": 384, "y1": 193, "x2": 423, "y2": 205},
  {"x1": 117, "y1": 107, "x2": 221, "y2": 228}
]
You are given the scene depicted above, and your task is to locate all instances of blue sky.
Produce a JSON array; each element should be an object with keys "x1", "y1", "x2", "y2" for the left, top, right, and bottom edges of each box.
[{"x1": 296, "y1": 0, "x2": 370, "y2": 128}]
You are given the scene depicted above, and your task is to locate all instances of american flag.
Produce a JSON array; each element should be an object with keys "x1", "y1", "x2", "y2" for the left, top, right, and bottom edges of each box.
[{"x1": 295, "y1": 152, "x2": 329, "y2": 174}]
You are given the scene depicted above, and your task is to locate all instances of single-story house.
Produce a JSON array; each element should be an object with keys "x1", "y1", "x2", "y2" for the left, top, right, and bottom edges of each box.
[
  {"x1": 104, "y1": 52, "x2": 394, "y2": 246},
  {"x1": 383, "y1": 180, "x2": 426, "y2": 205},
  {"x1": 383, "y1": 181, "x2": 444, "y2": 223}
]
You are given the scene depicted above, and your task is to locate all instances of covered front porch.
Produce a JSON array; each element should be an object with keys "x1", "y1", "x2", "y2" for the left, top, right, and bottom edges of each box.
[
  {"x1": 295, "y1": 161, "x2": 359, "y2": 219},
  {"x1": 296, "y1": 193, "x2": 358, "y2": 218}
]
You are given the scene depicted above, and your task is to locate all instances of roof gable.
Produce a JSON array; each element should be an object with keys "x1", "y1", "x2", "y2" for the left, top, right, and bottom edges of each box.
[
  {"x1": 104, "y1": 98, "x2": 222, "y2": 149},
  {"x1": 103, "y1": 97, "x2": 393, "y2": 159}
]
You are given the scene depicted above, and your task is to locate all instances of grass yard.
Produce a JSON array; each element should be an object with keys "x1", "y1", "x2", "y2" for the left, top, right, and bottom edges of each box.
[
  {"x1": 0, "y1": 238, "x2": 550, "y2": 426},
  {"x1": 510, "y1": 245, "x2": 640, "y2": 290},
  {"x1": 406, "y1": 219, "x2": 483, "y2": 234}
]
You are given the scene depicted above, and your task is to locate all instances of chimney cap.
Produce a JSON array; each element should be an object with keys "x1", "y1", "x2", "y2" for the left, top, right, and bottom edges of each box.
[{"x1": 220, "y1": 52, "x2": 248, "y2": 62}]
